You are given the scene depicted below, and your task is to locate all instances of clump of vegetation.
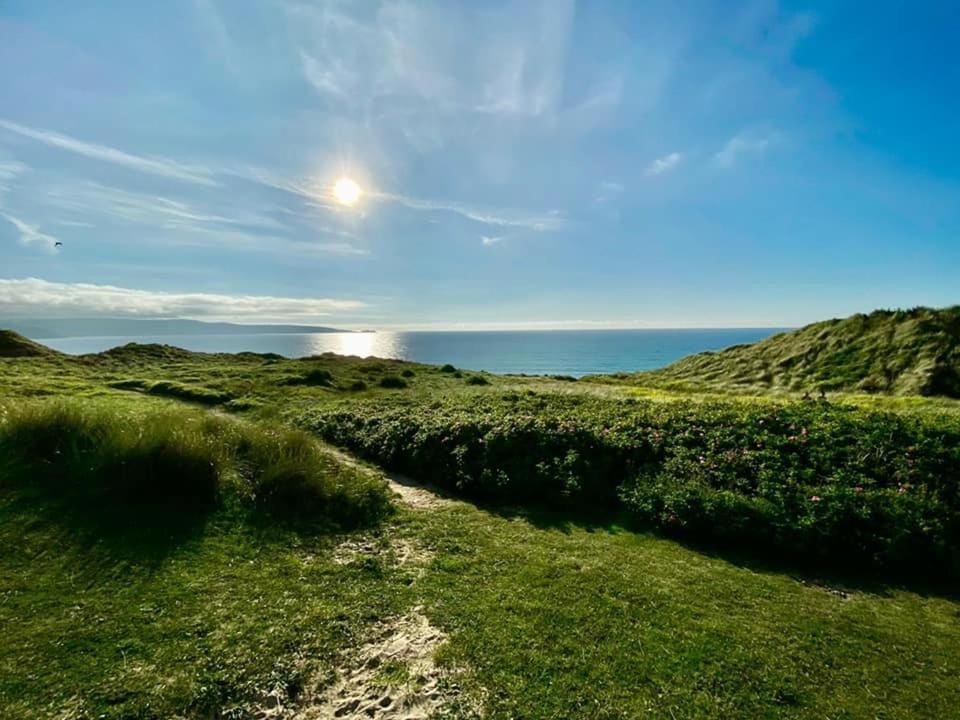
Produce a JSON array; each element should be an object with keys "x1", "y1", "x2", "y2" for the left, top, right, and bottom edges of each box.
[
  {"x1": 300, "y1": 393, "x2": 960, "y2": 577},
  {"x1": 629, "y1": 306, "x2": 960, "y2": 397},
  {"x1": 347, "y1": 380, "x2": 368, "y2": 392},
  {"x1": 440, "y1": 364, "x2": 457, "y2": 373},
  {"x1": 551, "y1": 375, "x2": 578, "y2": 382},
  {"x1": 280, "y1": 368, "x2": 335, "y2": 387},
  {"x1": 401, "y1": 368, "x2": 416, "y2": 378},
  {"x1": 0, "y1": 400, "x2": 391, "y2": 528},
  {"x1": 465, "y1": 375, "x2": 490, "y2": 386},
  {"x1": 236, "y1": 425, "x2": 392, "y2": 524},
  {"x1": 379, "y1": 376, "x2": 408, "y2": 389},
  {"x1": 147, "y1": 380, "x2": 232, "y2": 405},
  {"x1": 108, "y1": 378, "x2": 231, "y2": 405}
]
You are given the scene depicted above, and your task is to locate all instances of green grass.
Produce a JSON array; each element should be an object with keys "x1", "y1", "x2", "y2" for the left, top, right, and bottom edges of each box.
[
  {"x1": 407, "y1": 503, "x2": 960, "y2": 718},
  {"x1": 1, "y1": 337, "x2": 959, "y2": 717}
]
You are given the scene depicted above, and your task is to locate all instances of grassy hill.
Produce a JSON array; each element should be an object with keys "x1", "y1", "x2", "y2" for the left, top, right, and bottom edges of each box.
[
  {"x1": 633, "y1": 306, "x2": 960, "y2": 397},
  {"x1": 0, "y1": 330, "x2": 59, "y2": 358}
]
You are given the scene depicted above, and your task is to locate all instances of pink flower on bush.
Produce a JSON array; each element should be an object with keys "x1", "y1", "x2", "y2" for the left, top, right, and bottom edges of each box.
[
  {"x1": 810, "y1": 495, "x2": 822, "y2": 503},
  {"x1": 898, "y1": 484, "x2": 908, "y2": 494},
  {"x1": 854, "y1": 486, "x2": 864, "y2": 493}
]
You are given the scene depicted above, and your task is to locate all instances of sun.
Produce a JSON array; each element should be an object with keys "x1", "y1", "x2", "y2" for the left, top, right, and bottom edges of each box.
[{"x1": 333, "y1": 177, "x2": 362, "y2": 206}]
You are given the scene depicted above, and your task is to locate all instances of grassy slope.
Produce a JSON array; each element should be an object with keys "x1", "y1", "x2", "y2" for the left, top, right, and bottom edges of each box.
[
  {"x1": 1, "y1": 342, "x2": 959, "y2": 718},
  {"x1": 616, "y1": 306, "x2": 960, "y2": 397},
  {"x1": 0, "y1": 330, "x2": 59, "y2": 358}
]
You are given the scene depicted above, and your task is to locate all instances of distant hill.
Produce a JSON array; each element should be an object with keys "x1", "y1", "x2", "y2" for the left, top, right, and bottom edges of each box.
[
  {"x1": 0, "y1": 330, "x2": 60, "y2": 358},
  {"x1": 637, "y1": 306, "x2": 960, "y2": 397},
  {"x1": 1, "y1": 318, "x2": 348, "y2": 339}
]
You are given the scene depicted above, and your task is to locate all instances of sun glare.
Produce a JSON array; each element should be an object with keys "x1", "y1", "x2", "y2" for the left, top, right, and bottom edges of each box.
[{"x1": 333, "y1": 177, "x2": 362, "y2": 206}]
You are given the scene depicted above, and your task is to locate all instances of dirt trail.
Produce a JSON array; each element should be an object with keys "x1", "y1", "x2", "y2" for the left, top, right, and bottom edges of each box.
[{"x1": 320, "y1": 445, "x2": 456, "y2": 510}]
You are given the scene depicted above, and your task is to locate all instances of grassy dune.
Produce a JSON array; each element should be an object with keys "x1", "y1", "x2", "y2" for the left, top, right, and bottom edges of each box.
[{"x1": 616, "y1": 306, "x2": 960, "y2": 397}]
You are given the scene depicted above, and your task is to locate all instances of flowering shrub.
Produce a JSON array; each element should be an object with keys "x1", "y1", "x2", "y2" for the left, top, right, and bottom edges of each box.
[{"x1": 298, "y1": 394, "x2": 960, "y2": 576}]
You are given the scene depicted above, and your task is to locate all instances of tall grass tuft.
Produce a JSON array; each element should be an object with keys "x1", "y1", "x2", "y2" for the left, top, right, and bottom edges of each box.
[{"x1": 0, "y1": 400, "x2": 391, "y2": 529}]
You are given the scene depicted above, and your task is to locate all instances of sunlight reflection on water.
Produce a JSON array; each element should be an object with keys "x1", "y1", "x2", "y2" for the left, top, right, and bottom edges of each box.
[{"x1": 305, "y1": 331, "x2": 401, "y2": 359}]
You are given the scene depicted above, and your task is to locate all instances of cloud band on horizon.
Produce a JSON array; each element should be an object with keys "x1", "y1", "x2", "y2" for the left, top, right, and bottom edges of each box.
[{"x1": 0, "y1": 278, "x2": 366, "y2": 323}]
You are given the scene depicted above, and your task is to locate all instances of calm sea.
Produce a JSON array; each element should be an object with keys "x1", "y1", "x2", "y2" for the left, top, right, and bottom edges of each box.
[{"x1": 40, "y1": 329, "x2": 783, "y2": 377}]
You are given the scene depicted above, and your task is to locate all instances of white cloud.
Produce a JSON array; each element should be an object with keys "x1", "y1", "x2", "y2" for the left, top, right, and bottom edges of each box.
[
  {"x1": 644, "y1": 152, "x2": 682, "y2": 177},
  {"x1": 481, "y1": 235, "x2": 504, "y2": 246},
  {"x1": 0, "y1": 278, "x2": 366, "y2": 322},
  {"x1": 0, "y1": 119, "x2": 218, "y2": 186},
  {"x1": 1, "y1": 214, "x2": 59, "y2": 252},
  {"x1": 714, "y1": 132, "x2": 773, "y2": 167},
  {"x1": 376, "y1": 191, "x2": 564, "y2": 231}
]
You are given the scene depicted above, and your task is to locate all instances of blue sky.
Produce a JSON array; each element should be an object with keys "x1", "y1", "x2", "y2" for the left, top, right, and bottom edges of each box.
[{"x1": 0, "y1": 0, "x2": 957, "y2": 329}]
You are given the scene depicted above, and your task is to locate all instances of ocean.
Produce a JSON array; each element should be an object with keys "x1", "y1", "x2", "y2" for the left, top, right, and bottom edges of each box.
[{"x1": 39, "y1": 328, "x2": 783, "y2": 377}]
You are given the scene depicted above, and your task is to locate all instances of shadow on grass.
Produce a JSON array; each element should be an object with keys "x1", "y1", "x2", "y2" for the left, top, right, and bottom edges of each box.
[
  {"x1": 383, "y1": 476, "x2": 960, "y2": 602},
  {"x1": 2, "y1": 486, "x2": 212, "y2": 571},
  {"x1": 485, "y1": 500, "x2": 960, "y2": 601}
]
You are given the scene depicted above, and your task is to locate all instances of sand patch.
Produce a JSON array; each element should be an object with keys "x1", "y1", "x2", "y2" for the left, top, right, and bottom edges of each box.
[
  {"x1": 333, "y1": 536, "x2": 433, "y2": 572},
  {"x1": 293, "y1": 609, "x2": 459, "y2": 719}
]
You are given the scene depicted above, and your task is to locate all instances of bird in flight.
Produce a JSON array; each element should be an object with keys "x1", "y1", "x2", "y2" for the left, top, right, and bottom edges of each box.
[{"x1": 54, "y1": 241, "x2": 63, "y2": 247}]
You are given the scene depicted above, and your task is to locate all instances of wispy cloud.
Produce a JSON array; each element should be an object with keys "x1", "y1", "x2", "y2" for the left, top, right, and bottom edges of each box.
[
  {"x1": 0, "y1": 160, "x2": 28, "y2": 183},
  {"x1": 376, "y1": 191, "x2": 564, "y2": 232},
  {"x1": 0, "y1": 277, "x2": 366, "y2": 322},
  {"x1": 481, "y1": 235, "x2": 504, "y2": 246},
  {"x1": 46, "y1": 181, "x2": 283, "y2": 231},
  {"x1": 0, "y1": 159, "x2": 28, "y2": 197},
  {"x1": 714, "y1": 131, "x2": 773, "y2": 167},
  {"x1": 0, "y1": 119, "x2": 218, "y2": 186},
  {"x1": 1, "y1": 213, "x2": 59, "y2": 252},
  {"x1": 299, "y1": 50, "x2": 347, "y2": 97},
  {"x1": 644, "y1": 152, "x2": 682, "y2": 177},
  {"x1": 286, "y1": 0, "x2": 584, "y2": 124},
  {"x1": 41, "y1": 181, "x2": 366, "y2": 256},
  {"x1": 594, "y1": 180, "x2": 624, "y2": 205}
]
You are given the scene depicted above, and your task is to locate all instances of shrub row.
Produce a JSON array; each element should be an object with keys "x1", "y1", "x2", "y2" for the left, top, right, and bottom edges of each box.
[
  {"x1": 298, "y1": 394, "x2": 960, "y2": 576},
  {"x1": 0, "y1": 400, "x2": 391, "y2": 528}
]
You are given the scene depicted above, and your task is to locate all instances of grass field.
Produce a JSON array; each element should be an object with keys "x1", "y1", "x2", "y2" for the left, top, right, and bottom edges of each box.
[{"x1": 1, "y1": 342, "x2": 959, "y2": 718}]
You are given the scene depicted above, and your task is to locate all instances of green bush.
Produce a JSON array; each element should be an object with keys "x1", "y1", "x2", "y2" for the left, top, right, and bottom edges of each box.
[
  {"x1": 299, "y1": 394, "x2": 960, "y2": 576},
  {"x1": 401, "y1": 369, "x2": 416, "y2": 378},
  {"x1": 465, "y1": 375, "x2": 490, "y2": 386},
  {"x1": 440, "y1": 364, "x2": 457, "y2": 373},
  {"x1": 379, "y1": 376, "x2": 408, "y2": 389},
  {"x1": 280, "y1": 368, "x2": 334, "y2": 387}
]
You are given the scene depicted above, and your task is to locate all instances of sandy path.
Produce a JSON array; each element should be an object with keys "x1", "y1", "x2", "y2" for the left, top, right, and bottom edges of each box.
[{"x1": 319, "y1": 445, "x2": 456, "y2": 510}]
